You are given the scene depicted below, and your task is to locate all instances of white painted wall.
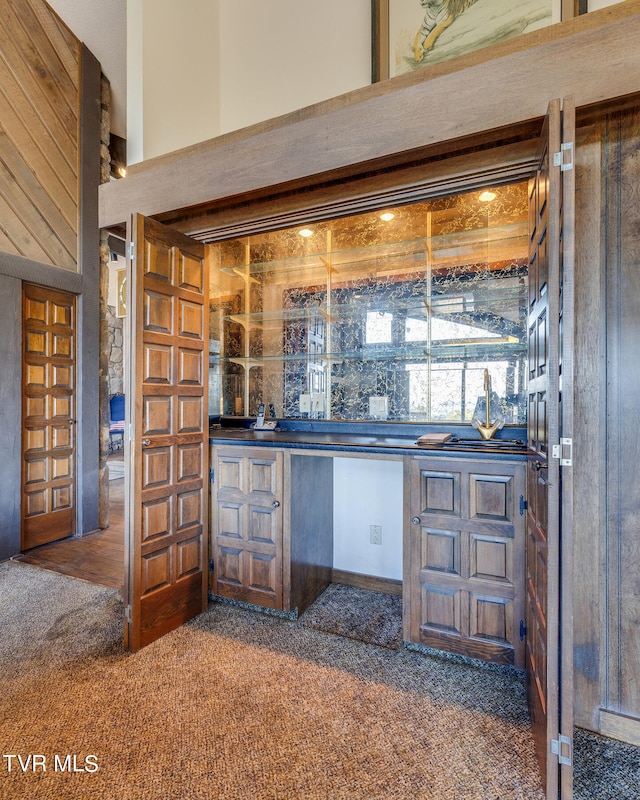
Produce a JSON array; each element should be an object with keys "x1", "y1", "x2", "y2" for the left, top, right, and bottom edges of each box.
[
  {"x1": 588, "y1": 0, "x2": 623, "y2": 9},
  {"x1": 218, "y1": 0, "x2": 371, "y2": 134},
  {"x1": 129, "y1": 0, "x2": 371, "y2": 162},
  {"x1": 127, "y1": 0, "x2": 144, "y2": 166},
  {"x1": 333, "y1": 458, "x2": 404, "y2": 581},
  {"x1": 139, "y1": 0, "x2": 221, "y2": 161}
]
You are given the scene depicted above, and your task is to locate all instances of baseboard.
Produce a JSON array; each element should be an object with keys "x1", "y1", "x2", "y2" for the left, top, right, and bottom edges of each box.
[
  {"x1": 331, "y1": 569, "x2": 402, "y2": 596},
  {"x1": 599, "y1": 709, "x2": 640, "y2": 746}
]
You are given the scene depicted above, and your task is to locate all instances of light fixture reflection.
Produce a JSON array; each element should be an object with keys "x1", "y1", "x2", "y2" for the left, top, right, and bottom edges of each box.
[
  {"x1": 380, "y1": 212, "x2": 395, "y2": 222},
  {"x1": 298, "y1": 228, "x2": 314, "y2": 237},
  {"x1": 479, "y1": 190, "x2": 496, "y2": 202}
]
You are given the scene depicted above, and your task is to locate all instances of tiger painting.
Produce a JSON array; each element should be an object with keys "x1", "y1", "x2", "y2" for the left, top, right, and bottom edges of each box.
[{"x1": 414, "y1": 0, "x2": 479, "y2": 62}]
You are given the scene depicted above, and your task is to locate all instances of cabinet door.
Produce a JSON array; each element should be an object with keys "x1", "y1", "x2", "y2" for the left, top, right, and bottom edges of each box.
[
  {"x1": 211, "y1": 446, "x2": 283, "y2": 609},
  {"x1": 405, "y1": 456, "x2": 526, "y2": 668}
]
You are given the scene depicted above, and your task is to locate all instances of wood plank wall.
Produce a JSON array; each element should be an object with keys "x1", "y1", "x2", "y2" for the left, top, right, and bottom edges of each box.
[
  {"x1": 0, "y1": 0, "x2": 81, "y2": 270},
  {"x1": 601, "y1": 104, "x2": 640, "y2": 746},
  {"x1": 573, "y1": 101, "x2": 640, "y2": 745}
]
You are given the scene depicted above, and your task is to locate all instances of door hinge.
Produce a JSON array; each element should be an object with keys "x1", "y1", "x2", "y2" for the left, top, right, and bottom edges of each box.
[
  {"x1": 209, "y1": 468, "x2": 215, "y2": 483},
  {"x1": 552, "y1": 437, "x2": 573, "y2": 467},
  {"x1": 519, "y1": 495, "x2": 527, "y2": 516},
  {"x1": 551, "y1": 734, "x2": 573, "y2": 766},
  {"x1": 209, "y1": 559, "x2": 215, "y2": 573},
  {"x1": 553, "y1": 141, "x2": 574, "y2": 171},
  {"x1": 128, "y1": 423, "x2": 134, "y2": 442},
  {"x1": 125, "y1": 605, "x2": 132, "y2": 624},
  {"x1": 519, "y1": 619, "x2": 527, "y2": 641},
  {"x1": 128, "y1": 241, "x2": 135, "y2": 260}
]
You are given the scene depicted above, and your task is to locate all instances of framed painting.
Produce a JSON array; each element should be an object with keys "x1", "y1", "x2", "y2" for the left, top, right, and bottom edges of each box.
[{"x1": 372, "y1": 0, "x2": 585, "y2": 81}]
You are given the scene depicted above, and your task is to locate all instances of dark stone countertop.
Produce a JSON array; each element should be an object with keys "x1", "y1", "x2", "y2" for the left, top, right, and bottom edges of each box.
[{"x1": 209, "y1": 418, "x2": 530, "y2": 459}]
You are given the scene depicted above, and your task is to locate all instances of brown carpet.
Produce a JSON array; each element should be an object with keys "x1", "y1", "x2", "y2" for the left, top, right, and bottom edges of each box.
[
  {"x1": 299, "y1": 582, "x2": 403, "y2": 649},
  {"x1": 1, "y1": 561, "x2": 637, "y2": 799}
]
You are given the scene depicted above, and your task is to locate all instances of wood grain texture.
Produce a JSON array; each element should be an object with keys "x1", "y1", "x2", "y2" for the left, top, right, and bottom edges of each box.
[
  {"x1": 289, "y1": 454, "x2": 333, "y2": 615},
  {"x1": 126, "y1": 215, "x2": 209, "y2": 650},
  {"x1": 405, "y1": 455, "x2": 526, "y2": 669},
  {"x1": 100, "y1": 2, "x2": 640, "y2": 229},
  {"x1": 211, "y1": 445, "x2": 284, "y2": 609},
  {"x1": 21, "y1": 283, "x2": 76, "y2": 549},
  {"x1": 18, "y1": 472, "x2": 124, "y2": 592},
  {"x1": 0, "y1": 0, "x2": 80, "y2": 270},
  {"x1": 605, "y1": 105, "x2": 640, "y2": 723},
  {"x1": 599, "y1": 709, "x2": 640, "y2": 748},
  {"x1": 331, "y1": 569, "x2": 402, "y2": 596},
  {"x1": 525, "y1": 99, "x2": 562, "y2": 797},
  {"x1": 571, "y1": 123, "x2": 605, "y2": 733}
]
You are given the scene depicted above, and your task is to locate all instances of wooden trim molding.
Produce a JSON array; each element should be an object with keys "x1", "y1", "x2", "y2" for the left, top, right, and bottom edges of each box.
[
  {"x1": 332, "y1": 569, "x2": 402, "y2": 596},
  {"x1": 100, "y1": 2, "x2": 640, "y2": 230},
  {"x1": 599, "y1": 710, "x2": 640, "y2": 747},
  {"x1": 0, "y1": 251, "x2": 82, "y2": 293},
  {"x1": 163, "y1": 136, "x2": 540, "y2": 241}
]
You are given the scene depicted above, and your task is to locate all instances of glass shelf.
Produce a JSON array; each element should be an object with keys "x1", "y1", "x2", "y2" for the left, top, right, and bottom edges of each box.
[
  {"x1": 208, "y1": 182, "x2": 530, "y2": 423},
  {"x1": 215, "y1": 287, "x2": 528, "y2": 327},
  {"x1": 217, "y1": 222, "x2": 528, "y2": 280},
  {"x1": 215, "y1": 340, "x2": 525, "y2": 366}
]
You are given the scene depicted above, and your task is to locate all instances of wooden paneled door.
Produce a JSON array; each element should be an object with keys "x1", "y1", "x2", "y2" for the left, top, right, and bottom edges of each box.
[
  {"x1": 405, "y1": 457, "x2": 526, "y2": 669},
  {"x1": 526, "y1": 98, "x2": 575, "y2": 799},
  {"x1": 124, "y1": 214, "x2": 209, "y2": 651},
  {"x1": 21, "y1": 284, "x2": 76, "y2": 549},
  {"x1": 211, "y1": 446, "x2": 284, "y2": 610}
]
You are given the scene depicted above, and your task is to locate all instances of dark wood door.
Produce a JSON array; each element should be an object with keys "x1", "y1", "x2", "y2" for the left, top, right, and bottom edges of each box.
[
  {"x1": 526, "y1": 98, "x2": 575, "y2": 799},
  {"x1": 124, "y1": 214, "x2": 209, "y2": 651},
  {"x1": 21, "y1": 284, "x2": 76, "y2": 549},
  {"x1": 211, "y1": 445, "x2": 283, "y2": 610},
  {"x1": 405, "y1": 456, "x2": 526, "y2": 668}
]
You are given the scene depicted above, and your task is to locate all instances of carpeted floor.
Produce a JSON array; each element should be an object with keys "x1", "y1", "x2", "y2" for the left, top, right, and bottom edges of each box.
[
  {"x1": 299, "y1": 582, "x2": 404, "y2": 649},
  {"x1": 1, "y1": 562, "x2": 638, "y2": 800}
]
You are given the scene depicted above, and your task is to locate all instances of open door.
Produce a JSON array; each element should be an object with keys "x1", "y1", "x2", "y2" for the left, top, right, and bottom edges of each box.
[
  {"x1": 124, "y1": 214, "x2": 209, "y2": 651},
  {"x1": 526, "y1": 98, "x2": 575, "y2": 798}
]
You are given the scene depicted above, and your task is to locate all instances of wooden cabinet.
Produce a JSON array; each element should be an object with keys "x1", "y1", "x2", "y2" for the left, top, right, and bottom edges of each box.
[
  {"x1": 404, "y1": 455, "x2": 526, "y2": 668},
  {"x1": 210, "y1": 444, "x2": 333, "y2": 614},
  {"x1": 211, "y1": 446, "x2": 284, "y2": 609}
]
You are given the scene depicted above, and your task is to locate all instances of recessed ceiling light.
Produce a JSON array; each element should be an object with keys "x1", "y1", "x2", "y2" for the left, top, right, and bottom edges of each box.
[
  {"x1": 380, "y1": 212, "x2": 395, "y2": 222},
  {"x1": 299, "y1": 228, "x2": 314, "y2": 237},
  {"x1": 479, "y1": 190, "x2": 496, "y2": 202}
]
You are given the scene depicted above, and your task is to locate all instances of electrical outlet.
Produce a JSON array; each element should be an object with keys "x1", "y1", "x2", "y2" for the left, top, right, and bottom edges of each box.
[{"x1": 370, "y1": 524, "x2": 382, "y2": 545}]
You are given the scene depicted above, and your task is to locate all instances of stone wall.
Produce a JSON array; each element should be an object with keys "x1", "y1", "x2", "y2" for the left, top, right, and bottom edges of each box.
[{"x1": 106, "y1": 304, "x2": 123, "y2": 395}]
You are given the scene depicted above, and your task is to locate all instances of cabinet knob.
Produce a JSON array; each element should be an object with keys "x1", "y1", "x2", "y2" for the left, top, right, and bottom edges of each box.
[
  {"x1": 412, "y1": 516, "x2": 421, "y2": 525},
  {"x1": 142, "y1": 439, "x2": 151, "y2": 447},
  {"x1": 272, "y1": 500, "x2": 280, "y2": 508}
]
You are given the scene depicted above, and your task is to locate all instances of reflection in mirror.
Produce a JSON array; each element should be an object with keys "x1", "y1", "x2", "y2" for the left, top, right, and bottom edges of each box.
[{"x1": 208, "y1": 181, "x2": 528, "y2": 424}]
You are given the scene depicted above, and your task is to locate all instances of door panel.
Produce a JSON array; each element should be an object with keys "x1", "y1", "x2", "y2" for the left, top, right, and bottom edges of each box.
[
  {"x1": 211, "y1": 446, "x2": 283, "y2": 610},
  {"x1": 22, "y1": 284, "x2": 76, "y2": 549},
  {"x1": 526, "y1": 98, "x2": 575, "y2": 799},
  {"x1": 125, "y1": 214, "x2": 208, "y2": 651},
  {"x1": 406, "y1": 456, "x2": 526, "y2": 668}
]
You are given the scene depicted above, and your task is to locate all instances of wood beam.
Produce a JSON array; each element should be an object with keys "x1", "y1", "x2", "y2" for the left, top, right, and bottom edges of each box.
[{"x1": 99, "y1": 1, "x2": 640, "y2": 229}]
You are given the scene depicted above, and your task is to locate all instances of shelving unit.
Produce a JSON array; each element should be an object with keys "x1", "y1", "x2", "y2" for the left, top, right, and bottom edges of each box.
[{"x1": 208, "y1": 190, "x2": 529, "y2": 422}]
